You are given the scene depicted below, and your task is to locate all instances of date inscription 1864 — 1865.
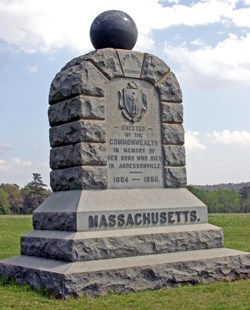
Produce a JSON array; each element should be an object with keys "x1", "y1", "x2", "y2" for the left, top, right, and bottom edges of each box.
[{"x1": 106, "y1": 78, "x2": 164, "y2": 189}]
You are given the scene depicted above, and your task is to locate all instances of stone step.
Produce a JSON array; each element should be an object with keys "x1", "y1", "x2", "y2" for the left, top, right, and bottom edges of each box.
[
  {"x1": 0, "y1": 248, "x2": 249, "y2": 297},
  {"x1": 21, "y1": 224, "x2": 223, "y2": 262}
]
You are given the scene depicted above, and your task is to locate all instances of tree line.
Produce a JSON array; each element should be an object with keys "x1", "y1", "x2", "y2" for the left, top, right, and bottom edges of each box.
[
  {"x1": 0, "y1": 173, "x2": 51, "y2": 215},
  {"x1": 0, "y1": 174, "x2": 250, "y2": 214},
  {"x1": 187, "y1": 185, "x2": 250, "y2": 213}
]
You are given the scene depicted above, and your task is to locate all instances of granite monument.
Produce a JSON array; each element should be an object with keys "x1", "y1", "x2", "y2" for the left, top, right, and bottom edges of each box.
[{"x1": 0, "y1": 10, "x2": 249, "y2": 297}]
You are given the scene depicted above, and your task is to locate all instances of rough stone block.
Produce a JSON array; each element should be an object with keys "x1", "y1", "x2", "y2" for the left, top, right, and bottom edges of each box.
[
  {"x1": 20, "y1": 224, "x2": 224, "y2": 262},
  {"x1": 50, "y1": 166, "x2": 107, "y2": 191},
  {"x1": 165, "y1": 167, "x2": 187, "y2": 188},
  {"x1": 61, "y1": 52, "x2": 94, "y2": 70},
  {"x1": 49, "y1": 120, "x2": 106, "y2": 147},
  {"x1": 62, "y1": 49, "x2": 123, "y2": 80},
  {"x1": 141, "y1": 53, "x2": 170, "y2": 84},
  {"x1": 49, "y1": 62, "x2": 108, "y2": 104},
  {"x1": 156, "y1": 71, "x2": 182, "y2": 103},
  {"x1": 161, "y1": 102, "x2": 183, "y2": 123},
  {"x1": 0, "y1": 249, "x2": 249, "y2": 297},
  {"x1": 162, "y1": 124, "x2": 184, "y2": 145},
  {"x1": 88, "y1": 49, "x2": 124, "y2": 79},
  {"x1": 32, "y1": 190, "x2": 82, "y2": 231},
  {"x1": 163, "y1": 145, "x2": 186, "y2": 166},
  {"x1": 48, "y1": 95, "x2": 105, "y2": 126},
  {"x1": 50, "y1": 142, "x2": 106, "y2": 169},
  {"x1": 33, "y1": 212, "x2": 76, "y2": 231}
]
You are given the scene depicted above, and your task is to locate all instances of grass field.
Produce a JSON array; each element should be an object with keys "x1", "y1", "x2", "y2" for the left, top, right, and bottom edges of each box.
[{"x1": 0, "y1": 214, "x2": 249, "y2": 310}]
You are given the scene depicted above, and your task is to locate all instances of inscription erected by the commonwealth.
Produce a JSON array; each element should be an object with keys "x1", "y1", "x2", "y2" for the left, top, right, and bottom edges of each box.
[{"x1": 106, "y1": 78, "x2": 164, "y2": 189}]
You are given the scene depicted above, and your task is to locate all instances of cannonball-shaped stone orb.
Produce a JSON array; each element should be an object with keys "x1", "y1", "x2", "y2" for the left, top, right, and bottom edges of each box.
[{"x1": 90, "y1": 10, "x2": 138, "y2": 50}]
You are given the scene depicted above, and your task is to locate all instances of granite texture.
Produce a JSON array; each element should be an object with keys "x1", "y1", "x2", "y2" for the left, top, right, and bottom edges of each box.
[
  {"x1": 50, "y1": 166, "x2": 107, "y2": 191},
  {"x1": 49, "y1": 120, "x2": 106, "y2": 147},
  {"x1": 50, "y1": 143, "x2": 106, "y2": 169},
  {"x1": 20, "y1": 224, "x2": 224, "y2": 262},
  {"x1": 161, "y1": 102, "x2": 183, "y2": 123},
  {"x1": 162, "y1": 124, "x2": 185, "y2": 145},
  {"x1": 48, "y1": 95, "x2": 105, "y2": 126},
  {"x1": 141, "y1": 54, "x2": 170, "y2": 84},
  {"x1": 48, "y1": 48, "x2": 186, "y2": 189},
  {"x1": 156, "y1": 72, "x2": 182, "y2": 103},
  {"x1": 49, "y1": 62, "x2": 108, "y2": 104},
  {"x1": 62, "y1": 50, "x2": 122, "y2": 79},
  {"x1": 163, "y1": 145, "x2": 186, "y2": 166},
  {"x1": 0, "y1": 249, "x2": 249, "y2": 297},
  {"x1": 33, "y1": 212, "x2": 77, "y2": 231},
  {"x1": 165, "y1": 167, "x2": 187, "y2": 188},
  {"x1": 32, "y1": 191, "x2": 81, "y2": 231}
]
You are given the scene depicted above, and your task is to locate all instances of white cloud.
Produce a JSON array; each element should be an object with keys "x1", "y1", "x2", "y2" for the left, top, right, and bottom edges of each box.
[
  {"x1": 0, "y1": 0, "x2": 159, "y2": 53},
  {"x1": 207, "y1": 130, "x2": 250, "y2": 144},
  {"x1": 0, "y1": 157, "x2": 32, "y2": 172},
  {"x1": 0, "y1": 142, "x2": 14, "y2": 154},
  {"x1": 230, "y1": 5, "x2": 250, "y2": 27},
  {"x1": 25, "y1": 65, "x2": 38, "y2": 73},
  {"x1": 0, "y1": 159, "x2": 7, "y2": 167},
  {"x1": 164, "y1": 33, "x2": 250, "y2": 88},
  {"x1": 186, "y1": 130, "x2": 250, "y2": 185},
  {"x1": 190, "y1": 38, "x2": 208, "y2": 47},
  {"x1": 185, "y1": 131, "x2": 206, "y2": 151},
  {"x1": 166, "y1": 0, "x2": 180, "y2": 3},
  {"x1": 0, "y1": 156, "x2": 50, "y2": 187},
  {"x1": 0, "y1": 0, "x2": 247, "y2": 54}
]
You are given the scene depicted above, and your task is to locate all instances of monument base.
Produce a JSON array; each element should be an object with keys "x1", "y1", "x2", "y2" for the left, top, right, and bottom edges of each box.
[
  {"x1": 0, "y1": 188, "x2": 250, "y2": 297},
  {"x1": 0, "y1": 248, "x2": 249, "y2": 297}
]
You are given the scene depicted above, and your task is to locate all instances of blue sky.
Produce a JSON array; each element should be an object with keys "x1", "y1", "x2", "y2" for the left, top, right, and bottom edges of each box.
[{"x1": 0, "y1": 0, "x2": 250, "y2": 187}]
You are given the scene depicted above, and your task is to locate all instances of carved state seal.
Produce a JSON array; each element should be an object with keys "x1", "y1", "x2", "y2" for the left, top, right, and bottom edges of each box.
[{"x1": 118, "y1": 81, "x2": 147, "y2": 122}]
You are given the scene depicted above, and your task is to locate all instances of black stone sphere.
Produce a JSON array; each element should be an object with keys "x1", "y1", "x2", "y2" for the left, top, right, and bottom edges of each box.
[{"x1": 90, "y1": 10, "x2": 138, "y2": 50}]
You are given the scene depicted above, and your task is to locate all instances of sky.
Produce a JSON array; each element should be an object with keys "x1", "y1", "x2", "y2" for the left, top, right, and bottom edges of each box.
[{"x1": 0, "y1": 0, "x2": 250, "y2": 188}]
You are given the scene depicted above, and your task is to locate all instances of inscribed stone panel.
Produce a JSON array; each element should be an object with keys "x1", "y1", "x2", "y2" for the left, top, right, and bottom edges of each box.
[{"x1": 105, "y1": 78, "x2": 164, "y2": 189}]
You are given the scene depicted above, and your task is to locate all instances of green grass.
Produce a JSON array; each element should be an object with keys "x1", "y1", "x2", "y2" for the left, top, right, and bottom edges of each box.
[
  {"x1": 209, "y1": 213, "x2": 250, "y2": 252},
  {"x1": 0, "y1": 215, "x2": 32, "y2": 259},
  {"x1": 0, "y1": 214, "x2": 249, "y2": 310}
]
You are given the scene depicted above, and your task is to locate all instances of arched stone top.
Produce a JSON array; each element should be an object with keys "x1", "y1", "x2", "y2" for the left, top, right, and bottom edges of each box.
[
  {"x1": 49, "y1": 48, "x2": 182, "y2": 105},
  {"x1": 48, "y1": 48, "x2": 186, "y2": 191}
]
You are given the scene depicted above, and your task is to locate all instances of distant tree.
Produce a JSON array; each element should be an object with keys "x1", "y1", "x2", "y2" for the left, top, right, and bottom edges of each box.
[
  {"x1": 187, "y1": 186, "x2": 210, "y2": 205},
  {"x1": 207, "y1": 189, "x2": 240, "y2": 213},
  {"x1": 239, "y1": 186, "x2": 250, "y2": 213},
  {"x1": 21, "y1": 173, "x2": 50, "y2": 214},
  {"x1": 0, "y1": 188, "x2": 10, "y2": 214},
  {"x1": 0, "y1": 183, "x2": 23, "y2": 214},
  {"x1": 187, "y1": 186, "x2": 241, "y2": 213}
]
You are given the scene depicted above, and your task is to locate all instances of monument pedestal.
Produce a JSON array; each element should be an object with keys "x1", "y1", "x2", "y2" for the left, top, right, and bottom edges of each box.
[{"x1": 0, "y1": 189, "x2": 250, "y2": 297}]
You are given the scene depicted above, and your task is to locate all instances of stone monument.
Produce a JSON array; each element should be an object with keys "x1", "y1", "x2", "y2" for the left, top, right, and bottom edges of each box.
[{"x1": 0, "y1": 10, "x2": 249, "y2": 297}]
